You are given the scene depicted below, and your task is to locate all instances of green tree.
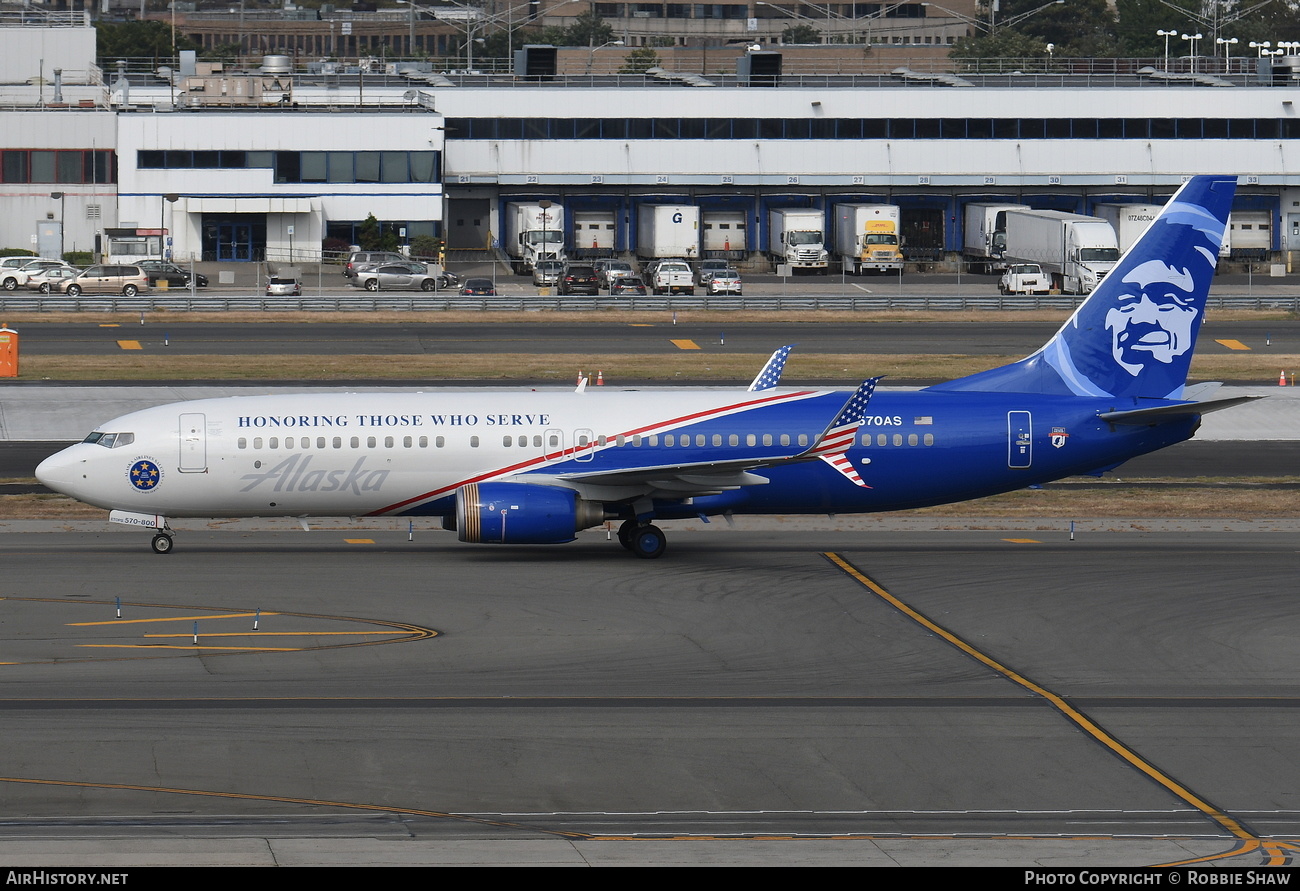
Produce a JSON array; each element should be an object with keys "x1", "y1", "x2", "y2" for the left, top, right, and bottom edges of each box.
[
  {"x1": 96, "y1": 21, "x2": 201, "y2": 65},
  {"x1": 619, "y1": 47, "x2": 661, "y2": 73},
  {"x1": 357, "y1": 214, "x2": 383, "y2": 251},
  {"x1": 781, "y1": 24, "x2": 822, "y2": 44},
  {"x1": 566, "y1": 10, "x2": 615, "y2": 46}
]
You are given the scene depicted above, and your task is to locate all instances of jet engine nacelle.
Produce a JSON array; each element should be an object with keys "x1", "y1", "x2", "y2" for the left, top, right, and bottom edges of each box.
[{"x1": 454, "y1": 482, "x2": 606, "y2": 544}]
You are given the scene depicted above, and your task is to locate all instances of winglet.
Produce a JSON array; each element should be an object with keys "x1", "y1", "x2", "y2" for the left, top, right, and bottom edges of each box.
[
  {"x1": 748, "y1": 344, "x2": 796, "y2": 391},
  {"x1": 797, "y1": 376, "x2": 882, "y2": 487}
]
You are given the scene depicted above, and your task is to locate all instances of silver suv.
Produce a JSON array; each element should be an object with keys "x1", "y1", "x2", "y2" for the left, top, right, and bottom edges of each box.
[{"x1": 344, "y1": 251, "x2": 406, "y2": 279}]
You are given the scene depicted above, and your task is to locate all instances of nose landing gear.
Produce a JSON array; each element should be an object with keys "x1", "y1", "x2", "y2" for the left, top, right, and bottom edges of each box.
[{"x1": 151, "y1": 532, "x2": 174, "y2": 554}]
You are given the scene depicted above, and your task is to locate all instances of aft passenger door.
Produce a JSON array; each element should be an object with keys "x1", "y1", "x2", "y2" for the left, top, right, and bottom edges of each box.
[
  {"x1": 1007, "y1": 411, "x2": 1032, "y2": 468},
  {"x1": 179, "y1": 412, "x2": 207, "y2": 472}
]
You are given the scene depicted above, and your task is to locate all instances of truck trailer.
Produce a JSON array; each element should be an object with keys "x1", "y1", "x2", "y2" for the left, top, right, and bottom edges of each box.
[
  {"x1": 1092, "y1": 203, "x2": 1163, "y2": 254},
  {"x1": 637, "y1": 205, "x2": 700, "y2": 260},
  {"x1": 962, "y1": 203, "x2": 1028, "y2": 273},
  {"x1": 1002, "y1": 209, "x2": 1119, "y2": 294}
]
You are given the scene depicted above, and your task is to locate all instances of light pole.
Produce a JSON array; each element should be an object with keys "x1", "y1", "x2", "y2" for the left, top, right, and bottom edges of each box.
[
  {"x1": 1249, "y1": 40, "x2": 1272, "y2": 56},
  {"x1": 49, "y1": 192, "x2": 65, "y2": 259},
  {"x1": 1157, "y1": 29, "x2": 1177, "y2": 72},
  {"x1": 1181, "y1": 32, "x2": 1202, "y2": 74},
  {"x1": 1216, "y1": 36, "x2": 1238, "y2": 72},
  {"x1": 586, "y1": 39, "x2": 624, "y2": 74}
]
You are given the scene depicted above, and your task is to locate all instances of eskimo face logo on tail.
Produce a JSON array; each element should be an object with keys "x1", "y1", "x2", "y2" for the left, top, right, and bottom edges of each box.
[
  {"x1": 1105, "y1": 260, "x2": 1199, "y2": 375},
  {"x1": 1044, "y1": 177, "x2": 1233, "y2": 400}
]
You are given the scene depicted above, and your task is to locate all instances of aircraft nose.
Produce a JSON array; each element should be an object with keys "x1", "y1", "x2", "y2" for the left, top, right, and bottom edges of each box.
[{"x1": 35, "y1": 446, "x2": 85, "y2": 495}]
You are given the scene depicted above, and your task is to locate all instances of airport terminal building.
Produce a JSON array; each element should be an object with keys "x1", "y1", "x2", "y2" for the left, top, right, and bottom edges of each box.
[{"x1": 5, "y1": 16, "x2": 1300, "y2": 267}]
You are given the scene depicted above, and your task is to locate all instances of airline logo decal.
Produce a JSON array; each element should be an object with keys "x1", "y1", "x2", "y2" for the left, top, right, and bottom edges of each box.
[{"x1": 127, "y1": 458, "x2": 162, "y2": 492}]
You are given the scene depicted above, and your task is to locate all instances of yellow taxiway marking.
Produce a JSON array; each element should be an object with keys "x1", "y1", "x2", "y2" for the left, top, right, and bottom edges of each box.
[
  {"x1": 344, "y1": 538, "x2": 375, "y2": 544},
  {"x1": 68, "y1": 612, "x2": 278, "y2": 627},
  {"x1": 1002, "y1": 538, "x2": 1041, "y2": 543},
  {"x1": 1215, "y1": 339, "x2": 1251, "y2": 351},
  {"x1": 628, "y1": 323, "x2": 653, "y2": 327},
  {"x1": 116, "y1": 340, "x2": 142, "y2": 350},
  {"x1": 670, "y1": 339, "x2": 701, "y2": 350},
  {"x1": 824, "y1": 551, "x2": 1255, "y2": 842},
  {"x1": 79, "y1": 644, "x2": 302, "y2": 652},
  {"x1": 142, "y1": 631, "x2": 404, "y2": 638},
  {"x1": 99, "y1": 323, "x2": 120, "y2": 328}
]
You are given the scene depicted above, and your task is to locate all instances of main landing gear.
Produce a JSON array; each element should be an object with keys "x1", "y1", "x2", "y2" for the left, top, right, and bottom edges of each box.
[
  {"x1": 617, "y1": 519, "x2": 667, "y2": 559},
  {"x1": 151, "y1": 532, "x2": 174, "y2": 554}
]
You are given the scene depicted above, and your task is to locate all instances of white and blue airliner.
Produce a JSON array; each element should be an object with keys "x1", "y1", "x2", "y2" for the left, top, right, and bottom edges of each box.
[{"x1": 36, "y1": 176, "x2": 1253, "y2": 558}]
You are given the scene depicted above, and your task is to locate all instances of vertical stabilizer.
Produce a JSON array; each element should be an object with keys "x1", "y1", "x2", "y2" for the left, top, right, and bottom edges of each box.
[{"x1": 930, "y1": 176, "x2": 1236, "y2": 399}]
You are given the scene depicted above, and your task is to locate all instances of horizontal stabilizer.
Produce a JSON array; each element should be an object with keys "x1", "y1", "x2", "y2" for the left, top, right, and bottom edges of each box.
[{"x1": 1098, "y1": 394, "x2": 1264, "y2": 425}]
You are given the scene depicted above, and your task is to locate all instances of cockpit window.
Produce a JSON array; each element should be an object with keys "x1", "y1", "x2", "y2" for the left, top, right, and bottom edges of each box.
[{"x1": 83, "y1": 432, "x2": 134, "y2": 448}]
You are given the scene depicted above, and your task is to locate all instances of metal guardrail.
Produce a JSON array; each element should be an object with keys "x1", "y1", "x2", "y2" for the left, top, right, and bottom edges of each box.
[{"x1": 1, "y1": 294, "x2": 1298, "y2": 313}]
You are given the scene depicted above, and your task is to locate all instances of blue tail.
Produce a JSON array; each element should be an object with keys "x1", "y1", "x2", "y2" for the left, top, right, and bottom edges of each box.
[{"x1": 930, "y1": 175, "x2": 1236, "y2": 400}]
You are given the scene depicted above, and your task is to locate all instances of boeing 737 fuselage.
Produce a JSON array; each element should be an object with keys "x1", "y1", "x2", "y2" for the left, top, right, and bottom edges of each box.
[{"x1": 35, "y1": 176, "x2": 1252, "y2": 558}]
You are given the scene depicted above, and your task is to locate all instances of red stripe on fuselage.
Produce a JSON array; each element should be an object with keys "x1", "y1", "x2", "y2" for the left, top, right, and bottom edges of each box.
[{"x1": 368, "y1": 388, "x2": 821, "y2": 516}]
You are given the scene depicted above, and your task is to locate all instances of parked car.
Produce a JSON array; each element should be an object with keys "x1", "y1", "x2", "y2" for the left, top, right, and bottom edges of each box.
[
  {"x1": 266, "y1": 276, "x2": 301, "y2": 296},
  {"x1": 459, "y1": 277, "x2": 497, "y2": 296},
  {"x1": 610, "y1": 275, "x2": 647, "y2": 296},
  {"x1": 2, "y1": 259, "x2": 68, "y2": 291},
  {"x1": 137, "y1": 260, "x2": 208, "y2": 289},
  {"x1": 532, "y1": 259, "x2": 563, "y2": 286},
  {"x1": 59, "y1": 265, "x2": 150, "y2": 297},
  {"x1": 598, "y1": 260, "x2": 635, "y2": 290},
  {"x1": 558, "y1": 263, "x2": 599, "y2": 296},
  {"x1": 651, "y1": 260, "x2": 695, "y2": 295},
  {"x1": 999, "y1": 263, "x2": 1049, "y2": 296},
  {"x1": 59, "y1": 264, "x2": 149, "y2": 295},
  {"x1": 705, "y1": 268, "x2": 742, "y2": 295},
  {"x1": 695, "y1": 259, "x2": 730, "y2": 287},
  {"x1": 351, "y1": 262, "x2": 444, "y2": 291},
  {"x1": 0, "y1": 256, "x2": 59, "y2": 279},
  {"x1": 25, "y1": 266, "x2": 82, "y2": 293},
  {"x1": 344, "y1": 251, "x2": 406, "y2": 279}
]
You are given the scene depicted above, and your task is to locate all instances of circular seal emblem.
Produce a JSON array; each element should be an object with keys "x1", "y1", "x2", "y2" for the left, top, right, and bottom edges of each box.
[{"x1": 127, "y1": 458, "x2": 162, "y2": 492}]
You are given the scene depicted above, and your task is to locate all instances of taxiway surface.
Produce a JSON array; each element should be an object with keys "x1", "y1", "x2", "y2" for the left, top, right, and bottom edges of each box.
[{"x1": 0, "y1": 524, "x2": 1296, "y2": 866}]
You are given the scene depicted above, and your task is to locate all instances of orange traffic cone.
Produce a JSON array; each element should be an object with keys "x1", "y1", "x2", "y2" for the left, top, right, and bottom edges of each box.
[
  {"x1": 1281, "y1": 370, "x2": 1288, "y2": 387},
  {"x1": 577, "y1": 369, "x2": 584, "y2": 386},
  {"x1": 724, "y1": 237, "x2": 730, "y2": 251},
  {"x1": 597, "y1": 370, "x2": 604, "y2": 386}
]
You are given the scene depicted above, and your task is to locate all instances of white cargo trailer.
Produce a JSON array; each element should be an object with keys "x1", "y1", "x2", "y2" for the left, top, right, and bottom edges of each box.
[
  {"x1": 1002, "y1": 209, "x2": 1119, "y2": 294},
  {"x1": 637, "y1": 205, "x2": 700, "y2": 259}
]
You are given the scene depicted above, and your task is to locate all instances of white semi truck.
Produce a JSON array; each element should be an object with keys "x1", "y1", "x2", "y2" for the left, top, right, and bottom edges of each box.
[
  {"x1": 962, "y1": 203, "x2": 1028, "y2": 273},
  {"x1": 504, "y1": 201, "x2": 566, "y2": 274},
  {"x1": 769, "y1": 208, "x2": 829, "y2": 273},
  {"x1": 832, "y1": 204, "x2": 903, "y2": 275},
  {"x1": 1002, "y1": 209, "x2": 1120, "y2": 294},
  {"x1": 637, "y1": 204, "x2": 700, "y2": 260}
]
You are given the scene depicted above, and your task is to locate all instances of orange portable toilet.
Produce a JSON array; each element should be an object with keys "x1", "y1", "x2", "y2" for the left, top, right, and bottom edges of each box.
[{"x1": 0, "y1": 326, "x2": 18, "y2": 378}]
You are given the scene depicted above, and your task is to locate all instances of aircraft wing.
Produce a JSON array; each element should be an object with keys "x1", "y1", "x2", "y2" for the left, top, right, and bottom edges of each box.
[{"x1": 553, "y1": 377, "x2": 883, "y2": 496}]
